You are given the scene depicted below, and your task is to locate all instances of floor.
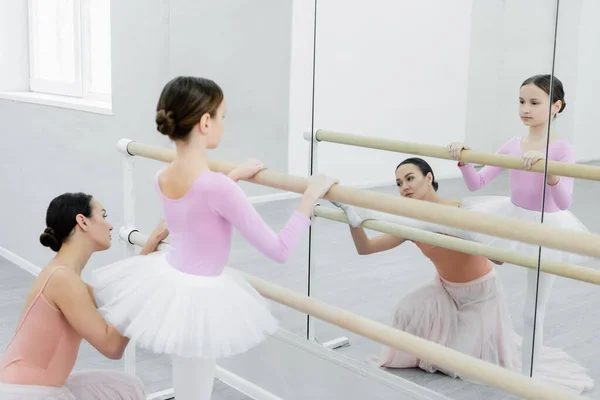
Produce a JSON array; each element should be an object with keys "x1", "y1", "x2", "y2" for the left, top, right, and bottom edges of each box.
[{"x1": 2, "y1": 166, "x2": 600, "y2": 399}]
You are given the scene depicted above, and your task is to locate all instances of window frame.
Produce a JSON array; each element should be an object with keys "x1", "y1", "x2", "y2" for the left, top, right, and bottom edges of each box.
[{"x1": 27, "y1": 0, "x2": 111, "y2": 101}]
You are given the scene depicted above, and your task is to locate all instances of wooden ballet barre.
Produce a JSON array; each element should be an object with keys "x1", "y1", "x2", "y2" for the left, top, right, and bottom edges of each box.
[
  {"x1": 121, "y1": 139, "x2": 600, "y2": 259},
  {"x1": 125, "y1": 230, "x2": 586, "y2": 400},
  {"x1": 313, "y1": 206, "x2": 600, "y2": 285},
  {"x1": 314, "y1": 130, "x2": 600, "y2": 181}
]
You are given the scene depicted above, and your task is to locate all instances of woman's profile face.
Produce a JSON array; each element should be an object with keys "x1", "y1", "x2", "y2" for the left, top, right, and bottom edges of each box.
[{"x1": 395, "y1": 163, "x2": 431, "y2": 200}]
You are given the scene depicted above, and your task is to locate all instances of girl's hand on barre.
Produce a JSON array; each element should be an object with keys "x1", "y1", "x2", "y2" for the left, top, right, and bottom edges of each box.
[
  {"x1": 140, "y1": 219, "x2": 169, "y2": 255},
  {"x1": 447, "y1": 142, "x2": 470, "y2": 161},
  {"x1": 150, "y1": 219, "x2": 169, "y2": 243},
  {"x1": 296, "y1": 174, "x2": 338, "y2": 218},
  {"x1": 229, "y1": 159, "x2": 266, "y2": 182},
  {"x1": 521, "y1": 151, "x2": 544, "y2": 170},
  {"x1": 305, "y1": 173, "x2": 338, "y2": 200}
]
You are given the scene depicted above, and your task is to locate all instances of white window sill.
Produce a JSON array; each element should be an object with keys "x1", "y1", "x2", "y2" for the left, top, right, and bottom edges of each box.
[{"x1": 0, "y1": 91, "x2": 112, "y2": 115}]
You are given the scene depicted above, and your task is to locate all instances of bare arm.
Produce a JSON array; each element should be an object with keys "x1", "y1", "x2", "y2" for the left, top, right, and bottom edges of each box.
[
  {"x1": 50, "y1": 270, "x2": 128, "y2": 360},
  {"x1": 348, "y1": 226, "x2": 405, "y2": 255},
  {"x1": 139, "y1": 235, "x2": 161, "y2": 256},
  {"x1": 139, "y1": 219, "x2": 169, "y2": 255},
  {"x1": 58, "y1": 221, "x2": 167, "y2": 359}
]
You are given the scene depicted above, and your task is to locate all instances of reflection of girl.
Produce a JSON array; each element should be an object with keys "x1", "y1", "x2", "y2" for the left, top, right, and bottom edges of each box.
[
  {"x1": 333, "y1": 157, "x2": 592, "y2": 393},
  {"x1": 447, "y1": 74, "x2": 589, "y2": 376}
]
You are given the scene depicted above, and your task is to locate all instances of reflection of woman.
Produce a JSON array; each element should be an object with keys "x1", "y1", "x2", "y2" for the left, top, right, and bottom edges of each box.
[
  {"x1": 333, "y1": 157, "x2": 593, "y2": 393},
  {"x1": 447, "y1": 74, "x2": 589, "y2": 375}
]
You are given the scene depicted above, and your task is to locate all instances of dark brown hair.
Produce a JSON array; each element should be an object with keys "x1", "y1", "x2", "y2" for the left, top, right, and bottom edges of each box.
[
  {"x1": 396, "y1": 158, "x2": 438, "y2": 191},
  {"x1": 521, "y1": 74, "x2": 566, "y2": 114},
  {"x1": 40, "y1": 192, "x2": 94, "y2": 252},
  {"x1": 155, "y1": 76, "x2": 224, "y2": 140}
]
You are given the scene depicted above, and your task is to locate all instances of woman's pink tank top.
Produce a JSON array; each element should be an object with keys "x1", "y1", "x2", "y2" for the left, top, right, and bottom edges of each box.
[{"x1": 0, "y1": 266, "x2": 82, "y2": 387}]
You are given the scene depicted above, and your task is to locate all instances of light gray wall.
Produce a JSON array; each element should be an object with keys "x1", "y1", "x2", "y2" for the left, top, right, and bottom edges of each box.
[
  {"x1": 0, "y1": 0, "x2": 293, "y2": 270},
  {"x1": 169, "y1": 0, "x2": 293, "y2": 195},
  {"x1": 0, "y1": 0, "x2": 28, "y2": 91}
]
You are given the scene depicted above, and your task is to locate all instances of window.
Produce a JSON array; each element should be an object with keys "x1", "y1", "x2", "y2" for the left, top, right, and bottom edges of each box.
[{"x1": 27, "y1": 0, "x2": 111, "y2": 102}]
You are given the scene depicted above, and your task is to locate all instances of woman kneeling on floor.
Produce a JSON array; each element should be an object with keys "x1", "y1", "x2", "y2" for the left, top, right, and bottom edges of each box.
[{"x1": 0, "y1": 192, "x2": 167, "y2": 399}]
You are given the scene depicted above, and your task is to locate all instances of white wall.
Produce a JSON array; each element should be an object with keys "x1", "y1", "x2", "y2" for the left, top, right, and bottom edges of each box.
[
  {"x1": 289, "y1": 0, "x2": 475, "y2": 187},
  {"x1": 571, "y1": 0, "x2": 600, "y2": 162},
  {"x1": 168, "y1": 0, "x2": 293, "y2": 197},
  {"x1": 0, "y1": 0, "x2": 28, "y2": 91},
  {"x1": 464, "y1": 0, "x2": 582, "y2": 153}
]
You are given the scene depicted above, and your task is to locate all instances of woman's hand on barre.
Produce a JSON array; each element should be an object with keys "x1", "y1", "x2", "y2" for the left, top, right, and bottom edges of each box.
[{"x1": 330, "y1": 201, "x2": 366, "y2": 228}]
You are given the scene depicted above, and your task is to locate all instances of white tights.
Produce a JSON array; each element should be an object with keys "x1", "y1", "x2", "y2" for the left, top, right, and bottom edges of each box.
[
  {"x1": 521, "y1": 268, "x2": 556, "y2": 376},
  {"x1": 172, "y1": 356, "x2": 216, "y2": 400}
]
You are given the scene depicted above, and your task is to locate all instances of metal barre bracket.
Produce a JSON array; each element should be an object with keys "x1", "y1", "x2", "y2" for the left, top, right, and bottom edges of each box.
[
  {"x1": 118, "y1": 226, "x2": 139, "y2": 245},
  {"x1": 303, "y1": 131, "x2": 320, "y2": 143},
  {"x1": 116, "y1": 138, "x2": 135, "y2": 156}
]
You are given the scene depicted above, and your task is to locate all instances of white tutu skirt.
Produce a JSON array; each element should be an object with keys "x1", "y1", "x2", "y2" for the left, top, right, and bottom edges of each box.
[
  {"x1": 0, "y1": 370, "x2": 145, "y2": 400},
  {"x1": 461, "y1": 196, "x2": 590, "y2": 265},
  {"x1": 90, "y1": 251, "x2": 279, "y2": 359},
  {"x1": 370, "y1": 270, "x2": 593, "y2": 393}
]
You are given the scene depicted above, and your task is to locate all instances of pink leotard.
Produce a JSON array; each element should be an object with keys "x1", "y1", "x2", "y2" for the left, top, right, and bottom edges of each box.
[
  {"x1": 0, "y1": 267, "x2": 82, "y2": 387},
  {"x1": 458, "y1": 137, "x2": 574, "y2": 212},
  {"x1": 156, "y1": 169, "x2": 311, "y2": 276}
]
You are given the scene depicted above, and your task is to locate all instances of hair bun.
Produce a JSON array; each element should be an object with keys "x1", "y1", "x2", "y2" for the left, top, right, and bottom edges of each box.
[
  {"x1": 156, "y1": 109, "x2": 176, "y2": 137},
  {"x1": 40, "y1": 227, "x2": 62, "y2": 252}
]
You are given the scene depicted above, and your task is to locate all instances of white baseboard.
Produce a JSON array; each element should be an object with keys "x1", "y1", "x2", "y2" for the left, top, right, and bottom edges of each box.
[
  {"x1": 215, "y1": 366, "x2": 284, "y2": 400},
  {"x1": 145, "y1": 365, "x2": 284, "y2": 400},
  {"x1": 0, "y1": 245, "x2": 41, "y2": 276}
]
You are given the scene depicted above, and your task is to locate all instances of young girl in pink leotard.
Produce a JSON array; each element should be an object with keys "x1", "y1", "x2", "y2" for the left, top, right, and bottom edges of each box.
[
  {"x1": 332, "y1": 157, "x2": 592, "y2": 394},
  {"x1": 0, "y1": 192, "x2": 167, "y2": 399},
  {"x1": 447, "y1": 74, "x2": 590, "y2": 377},
  {"x1": 89, "y1": 76, "x2": 337, "y2": 400}
]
